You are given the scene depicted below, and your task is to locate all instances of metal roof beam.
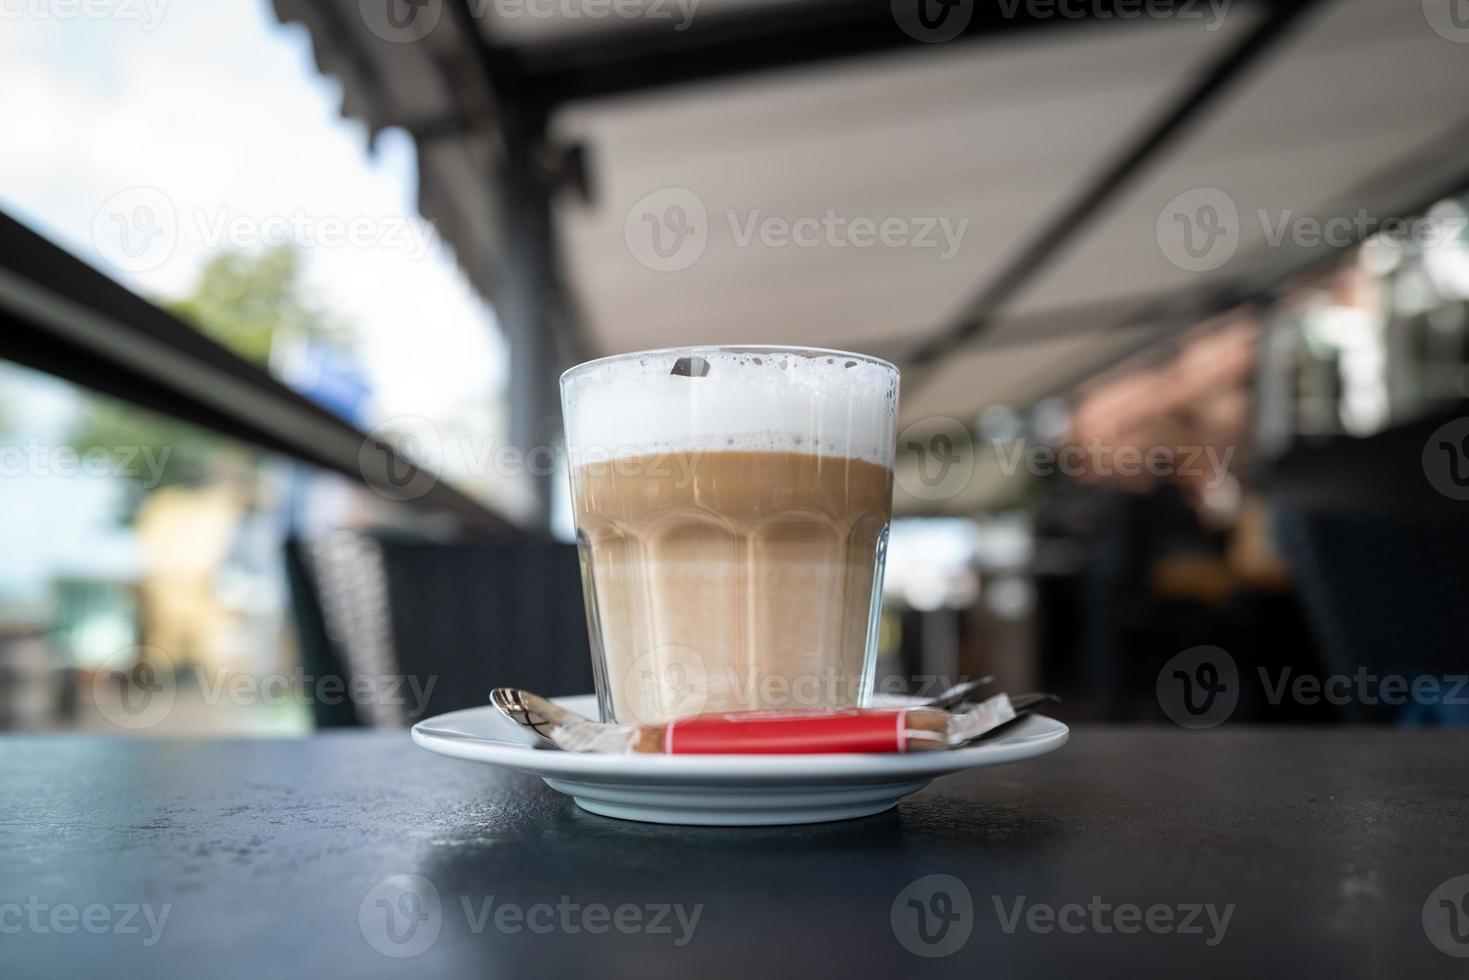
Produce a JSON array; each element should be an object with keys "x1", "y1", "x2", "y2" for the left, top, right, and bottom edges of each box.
[
  {"x1": 907, "y1": 0, "x2": 1325, "y2": 369},
  {"x1": 0, "y1": 212, "x2": 520, "y2": 535},
  {"x1": 497, "y1": 0, "x2": 1260, "y2": 106}
]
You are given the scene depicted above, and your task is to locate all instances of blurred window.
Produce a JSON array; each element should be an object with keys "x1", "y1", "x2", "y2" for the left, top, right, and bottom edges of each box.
[{"x1": 0, "y1": 358, "x2": 386, "y2": 734}]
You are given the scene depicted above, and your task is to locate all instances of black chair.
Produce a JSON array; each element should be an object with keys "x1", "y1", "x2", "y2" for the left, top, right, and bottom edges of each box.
[
  {"x1": 1273, "y1": 508, "x2": 1469, "y2": 725},
  {"x1": 287, "y1": 532, "x2": 593, "y2": 727}
]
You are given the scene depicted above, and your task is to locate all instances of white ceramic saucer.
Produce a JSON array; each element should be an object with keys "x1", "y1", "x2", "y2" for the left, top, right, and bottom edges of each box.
[{"x1": 411, "y1": 695, "x2": 1069, "y2": 826}]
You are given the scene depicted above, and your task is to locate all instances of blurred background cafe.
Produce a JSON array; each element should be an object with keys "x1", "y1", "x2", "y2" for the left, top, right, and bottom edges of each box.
[{"x1": 2, "y1": 0, "x2": 1468, "y2": 736}]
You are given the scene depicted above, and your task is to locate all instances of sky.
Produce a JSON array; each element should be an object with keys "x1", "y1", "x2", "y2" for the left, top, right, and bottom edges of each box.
[
  {"x1": 0, "y1": 0, "x2": 506, "y2": 428},
  {"x1": 0, "y1": 0, "x2": 528, "y2": 604}
]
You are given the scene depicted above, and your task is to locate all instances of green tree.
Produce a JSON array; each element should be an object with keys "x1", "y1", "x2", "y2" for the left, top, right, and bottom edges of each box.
[
  {"x1": 168, "y1": 248, "x2": 342, "y2": 363},
  {"x1": 69, "y1": 248, "x2": 345, "y2": 489}
]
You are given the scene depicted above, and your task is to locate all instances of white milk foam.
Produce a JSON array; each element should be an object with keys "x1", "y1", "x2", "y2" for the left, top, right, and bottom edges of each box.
[{"x1": 562, "y1": 349, "x2": 898, "y2": 467}]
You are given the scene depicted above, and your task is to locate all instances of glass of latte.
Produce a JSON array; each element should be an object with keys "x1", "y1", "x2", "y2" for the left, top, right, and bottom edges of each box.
[{"x1": 560, "y1": 346, "x2": 898, "y2": 725}]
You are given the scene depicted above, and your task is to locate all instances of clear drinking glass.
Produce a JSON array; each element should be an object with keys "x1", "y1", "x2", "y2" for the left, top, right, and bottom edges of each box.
[{"x1": 560, "y1": 346, "x2": 899, "y2": 724}]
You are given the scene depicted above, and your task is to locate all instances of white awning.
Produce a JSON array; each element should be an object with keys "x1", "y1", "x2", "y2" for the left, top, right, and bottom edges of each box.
[{"x1": 275, "y1": 0, "x2": 1469, "y2": 427}]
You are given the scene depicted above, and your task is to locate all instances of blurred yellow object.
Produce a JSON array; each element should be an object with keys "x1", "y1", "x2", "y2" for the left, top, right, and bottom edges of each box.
[{"x1": 134, "y1": 484, "x2": 247, "y2": 672}]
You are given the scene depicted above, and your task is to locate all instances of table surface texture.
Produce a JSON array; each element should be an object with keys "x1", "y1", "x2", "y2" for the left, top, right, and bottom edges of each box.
[{"x1": 3, "y1": 727, "x2": 1468, "y2": 979}]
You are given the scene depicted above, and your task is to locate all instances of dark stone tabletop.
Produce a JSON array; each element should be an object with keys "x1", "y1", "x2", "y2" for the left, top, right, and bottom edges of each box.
[{"x1": 3, "y1": 727, "x2": 1468, "y2": 978}]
